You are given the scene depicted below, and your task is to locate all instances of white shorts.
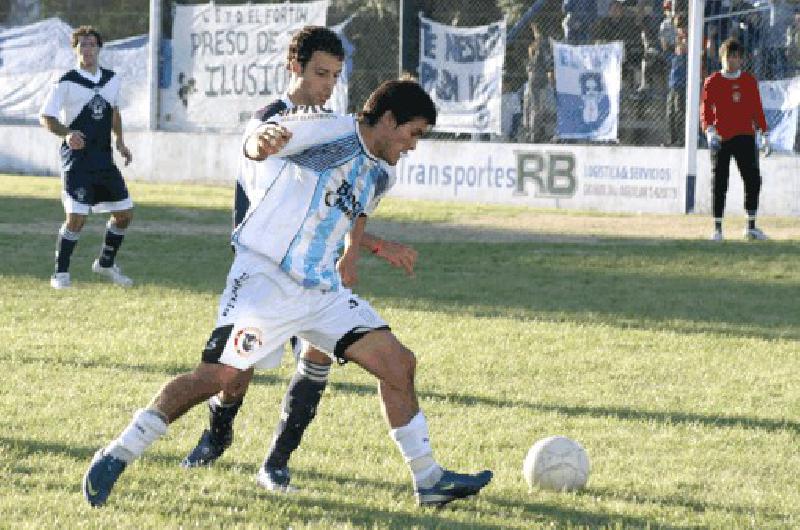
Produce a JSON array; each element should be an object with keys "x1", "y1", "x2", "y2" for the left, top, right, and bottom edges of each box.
[{"x1": 202, "y1": 250, "x2": 388, "y2": 370}]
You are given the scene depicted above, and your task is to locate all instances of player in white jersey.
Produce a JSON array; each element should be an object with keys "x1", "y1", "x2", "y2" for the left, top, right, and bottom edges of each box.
[
  {"x1": 181, "y1": 28, "x2": 419, "y2": 488},
  {"x1": 83, "y1": 79, "x2": 492, "y2": 508},
  {"x1": 40, "y1": 26, "x2": 134, "y2": 290}
]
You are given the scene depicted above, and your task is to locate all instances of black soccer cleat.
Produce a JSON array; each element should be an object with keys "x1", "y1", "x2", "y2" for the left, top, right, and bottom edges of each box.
[
  {"x1": 181, "y1": 428, "x2": 232, "y2": 468},
  {"x1": 415, "y1": 468, "x2": 493, "y2": 507}
]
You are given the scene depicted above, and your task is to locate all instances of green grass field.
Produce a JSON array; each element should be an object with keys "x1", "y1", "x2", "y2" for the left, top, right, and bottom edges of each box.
[{"x1": 1, "y1": 174, "x2": 799, "y2": 529}]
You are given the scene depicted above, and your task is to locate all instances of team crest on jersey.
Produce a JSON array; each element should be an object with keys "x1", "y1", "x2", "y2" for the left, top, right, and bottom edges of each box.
[
  {"x1": 732, "y1": 91, "x2": 741, "y2": 103},
  {"x1": 74, "y1": 187, "x2": 87, "y2": 201},
  {"x1": 233, "y1": 327, "x2": 263, "y2": 357},
  {"x1": 324, "y1": 180, "x2": 363, "y2": 219},
  {"x1": 89, "y1": 94, "x2": 107, "y2": 120}
]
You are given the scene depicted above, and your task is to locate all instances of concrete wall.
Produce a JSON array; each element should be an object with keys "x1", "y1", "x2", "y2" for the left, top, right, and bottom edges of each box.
[{"x1": 2, "y1": 124, "x2": 799, "y2": 216}]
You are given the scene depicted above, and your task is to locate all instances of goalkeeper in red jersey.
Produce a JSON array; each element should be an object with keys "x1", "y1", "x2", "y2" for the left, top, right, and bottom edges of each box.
[{"x1": 701, "y1": 37, "x2": 769, "y2": 241}]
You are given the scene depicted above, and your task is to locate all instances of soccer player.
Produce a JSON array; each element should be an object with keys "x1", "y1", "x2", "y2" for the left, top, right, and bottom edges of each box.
[
  {"x1": 182, "y1": 27, "x2": 420, "y2": 493},
  {"x1": 40, "y1": 25, "x2": 134, "y2": 289},
  {"x1": 82, "y1": 79, "x2": 493, "y2": 508},
  {"x1": 701, "y1": 37, "x2": 769, "y2": 242}
]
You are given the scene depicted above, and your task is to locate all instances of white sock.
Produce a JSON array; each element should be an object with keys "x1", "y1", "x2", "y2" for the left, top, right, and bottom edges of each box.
[
  {"x1": 106, "y1": 409, "x2": 168, "y2": 463},
  {"x1": 389, "y1": 411, "x2": 443, "y2": 489}
]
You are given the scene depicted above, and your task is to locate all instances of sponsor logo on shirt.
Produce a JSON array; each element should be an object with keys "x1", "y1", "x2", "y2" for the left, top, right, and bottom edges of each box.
[{"x1": 325, "y1": 180, "x2": 364, "y2": 219}]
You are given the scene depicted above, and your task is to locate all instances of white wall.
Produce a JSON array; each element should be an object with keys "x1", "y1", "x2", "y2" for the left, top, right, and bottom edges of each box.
[{"x1": 2, "y1": 124, "x2": 799, "y2": 216}]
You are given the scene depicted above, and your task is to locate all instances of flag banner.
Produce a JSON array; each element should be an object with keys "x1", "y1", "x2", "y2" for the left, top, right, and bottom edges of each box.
[
  {"x1": 759, "y1": 77, "x2": 800, "y2": 153},
  {"x1": 418, "y1": 14, "x2": 505, "y2": 135},
  {"x1": 552, "y1": 40, "x2": 622, "y2": 141},
  {"x1": 168, "y1": 1, "x2": 333, "y2": 129}
]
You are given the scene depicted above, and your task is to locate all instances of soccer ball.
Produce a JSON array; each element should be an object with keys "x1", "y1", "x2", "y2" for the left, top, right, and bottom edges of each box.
[{"x1": 523, "y1": 435, "x2": 590, "y2": 491}]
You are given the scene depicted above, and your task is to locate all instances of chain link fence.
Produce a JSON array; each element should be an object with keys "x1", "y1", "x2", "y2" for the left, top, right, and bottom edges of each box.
[{"x1": 1, "y1": 0, "x2": 798, "y2": 149}]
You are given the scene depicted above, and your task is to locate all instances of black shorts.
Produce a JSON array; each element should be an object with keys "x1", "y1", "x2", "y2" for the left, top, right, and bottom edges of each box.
[{"x1": 63, "y1": 165, "x2": 130, "y2": 213}]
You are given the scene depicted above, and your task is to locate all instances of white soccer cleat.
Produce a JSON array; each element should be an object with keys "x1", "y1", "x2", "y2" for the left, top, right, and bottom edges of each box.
[
  {"x1": 92, "y1": 259, "x2": 133, "y2": 287},
  {"x1": 744, "y1": 228, "x2": 768, "y2": 241},
  {"x1": 709, "y1": 230, "x2": 723, "y2": 242},
  {"x1": 50, "y1": 272, "x2": 71, "y2": 289},
  {"x1": 256, "y1": 466, "x2": 298, "y2": 494}
]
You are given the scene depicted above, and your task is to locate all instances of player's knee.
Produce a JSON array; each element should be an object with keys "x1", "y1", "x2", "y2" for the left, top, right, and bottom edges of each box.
[
  {"x1": 303, "y1": 346, "x2": 332, "y2": 366},
  {"x1": 65, "y1": 214, "x2": 86, "y2": 232},
  {"x1": 384, "y1": 343, "x2": 416, "y2": 387},
  {"x1": 112, "y1": 210, "x2": 133, "y2": 229}
]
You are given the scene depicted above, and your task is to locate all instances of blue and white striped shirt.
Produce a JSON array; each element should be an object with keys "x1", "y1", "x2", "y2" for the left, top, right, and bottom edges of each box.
[{"x1": 233, "y1": 108, "x2": 394, "y2": 291}]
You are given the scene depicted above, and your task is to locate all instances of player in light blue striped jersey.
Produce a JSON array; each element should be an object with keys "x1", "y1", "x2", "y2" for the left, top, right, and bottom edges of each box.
[{"x1": 83, "y1": 80, "x2": 492, "y2": 508}]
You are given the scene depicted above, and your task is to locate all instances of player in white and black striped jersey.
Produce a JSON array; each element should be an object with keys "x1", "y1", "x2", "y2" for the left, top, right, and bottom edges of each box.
[{"x1": 40, "y1": 25, "x2": 134, "y2": 289}]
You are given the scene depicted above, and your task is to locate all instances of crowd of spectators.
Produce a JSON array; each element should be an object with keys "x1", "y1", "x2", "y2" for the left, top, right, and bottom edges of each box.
[{"x1": 514, "y1": 0, "x2": 800, "y2": 147}]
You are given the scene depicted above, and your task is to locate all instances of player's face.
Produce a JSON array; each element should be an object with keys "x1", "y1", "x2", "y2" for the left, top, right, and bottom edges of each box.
[
  {"x1": 375, "y1": 114, "x2": 430, "y2": 166},
  {"x1": 293, "y1": 51, "x2": 343, "y2": 107},
  {"x1": 721, "y1": 51, "x2": 741, "y2": 73},
  {"x1": 75, "y1": 35, "x2": 100, "y2": 70}
]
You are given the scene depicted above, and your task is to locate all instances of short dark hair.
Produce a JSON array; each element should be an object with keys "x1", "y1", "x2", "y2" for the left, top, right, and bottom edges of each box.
[
  {"x1": 288, "y1": 26, "x2": 344, "y2": 68},
  {"x1": 719, "y1": 37, "x2": 743, "y2": 58},
  {"x1": 360, "y1": 79, "x2": 437, "y2": 128},
  {"x1": 72, "y1": 25, "x2": 103, "y2": 48}
]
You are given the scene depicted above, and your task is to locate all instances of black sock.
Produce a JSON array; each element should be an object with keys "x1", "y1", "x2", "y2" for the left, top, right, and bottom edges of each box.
[
  {"x1": 264, "y1": 359, "x2": 330, "y2": 470},
  {"x1": 208, "y1": 395, "x2": 243, "y2": 444},
  {"x1": 747, "y1": 211, "x2": 756, "y2": 230},
  {"x1": 98, "y1": 221, "x2": 126, "y2": 268},
  {"x1": 55, "y1": 224, "x2": 79, "y2": 274}
]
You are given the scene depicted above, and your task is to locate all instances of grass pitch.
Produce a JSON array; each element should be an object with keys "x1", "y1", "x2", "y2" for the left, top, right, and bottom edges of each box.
[{"x1": 1, "y1": 174, "x2": 799, "y2": 529}]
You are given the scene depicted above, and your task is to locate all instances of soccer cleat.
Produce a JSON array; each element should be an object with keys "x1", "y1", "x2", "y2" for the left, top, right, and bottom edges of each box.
[
  {"x1": 744, "y1": 227, "x2": 768, "y2": 241},
  {"x1": 415, "y1": 468, "x2": 493, "y2": 507},
  {"x1": 82, "y1": 448, "x2": 127, "y2": 507},
  {"x1": 709, "y1": 230, "x2": 723, "y2": 242},
  {"x1": 256, "y1": 465, "x2": 297, "y2": 493},
  {"x1": 91, "y1": 259, "x2": 133, "y2": 287},
  {"x1": 181, "y1": 428, "x2": 232, "y2": 468},
  {"x1": 50, "y1": 272, "x2": 71, "y2": 289}
]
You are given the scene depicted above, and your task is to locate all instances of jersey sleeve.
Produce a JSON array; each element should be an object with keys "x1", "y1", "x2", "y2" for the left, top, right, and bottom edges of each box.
[
  {"x1": 39, "y1": 80, "x2": 65, "y2": 119},
  {"x1": 700, "y1": 75, "x2": 715, "y2": 131},
  {"x1": 255, "y1": 110, "x2": 356, "y2": 158},
  {"x1": 751, "y1": 76, "x2": 768, "y2": 132},
  {"x1": 364, "y1": 163, "x2": 396, "y2": 215},
  {"x1": 107, "y1": 73, "x2": 121, "y2": 107}
]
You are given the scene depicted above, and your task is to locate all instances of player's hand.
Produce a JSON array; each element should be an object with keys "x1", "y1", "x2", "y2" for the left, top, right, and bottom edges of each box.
[
  {"x1": 706, "y1": 127, "x2": 721, "y2": 151},
  {"x1": 247, "y1": 124, "x2": 292, "y2": 161},
  {"x1": 116, "y1": 139, "x2": 132, "y2": 166},
  {"x1": 65, "y1": 131, "x2": 85, "y2": 150},
  {"x1": 374, "y1": 240, "x2": 418, "y2": 278},
  {"x1": 757, "y1": 130, "x2": 771, "y2": 158},
  {"x1": 337, "y1": 250, "x2": 360, "y2": 287}
]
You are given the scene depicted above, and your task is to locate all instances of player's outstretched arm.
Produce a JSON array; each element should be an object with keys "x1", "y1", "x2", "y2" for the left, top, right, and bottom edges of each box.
[
  {"x1": 361, "y1": 232, "x2": 417, "y2": 278},
  {"x1": 112, "y1": 107, "x2": 132, "y2": 166},
  {"x1": 40, "y1": 115, "x2": 85, "y2": 150},
  {"x1": 338, "y1": 215, "x2": 367, "y2": 287}
]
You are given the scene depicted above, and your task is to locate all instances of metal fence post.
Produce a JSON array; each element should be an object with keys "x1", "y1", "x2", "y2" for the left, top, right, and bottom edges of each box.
[{"x1": 147, "y1": 0, "x2": 162, "y2": 131}]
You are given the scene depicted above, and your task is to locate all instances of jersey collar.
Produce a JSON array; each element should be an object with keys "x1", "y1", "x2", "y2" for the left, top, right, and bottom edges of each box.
[
  {"x1": 76, "y1": 67, "x2": 102, "y2": 84},
  {"x1": 721, "y1": 69, "x2": 741, "y2": 80}
]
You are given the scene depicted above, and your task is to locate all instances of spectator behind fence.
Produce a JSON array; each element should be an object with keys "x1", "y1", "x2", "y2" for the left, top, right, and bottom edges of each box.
[
  {"x1": 594, "y1": 0, "x2": 641, "y2": 90},
  {"x1": 757, "y1": 0, "x2": 794, "y2": 80},
  {"x1": 521, "y1": 22, "x2": 554, "y2": 142},
  {"x1": 659, "y1": 0, "x2": 676, "y2": 52},
  {"x1": 788, "y1": 13, "x2": 800, "y2": 76},
  {"x1": 705, "y1": 23, "x2": 723, "y2": 76},
  {"x1": 666, "y1": 26, "x2": 687, "y2": 145},
  {"x1": 636, "y1": 0, "x2": 664, "y2": 91},
  {"x1": 562, "y1": 0, "x2": 597, "y2": 44}
]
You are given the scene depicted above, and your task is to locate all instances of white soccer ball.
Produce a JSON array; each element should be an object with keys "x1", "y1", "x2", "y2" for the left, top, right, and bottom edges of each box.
[{"x1": 523, "y1": 435, "x2": 590, "y2": 491}]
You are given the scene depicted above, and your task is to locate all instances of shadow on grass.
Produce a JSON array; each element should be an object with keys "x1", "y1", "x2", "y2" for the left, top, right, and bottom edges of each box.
[
  {"x1": 2, "y1": 350, "x2": 796, "y2": 437},
  {"x1": 3, "y1": 196, "x2": 799, "y2": 344}
]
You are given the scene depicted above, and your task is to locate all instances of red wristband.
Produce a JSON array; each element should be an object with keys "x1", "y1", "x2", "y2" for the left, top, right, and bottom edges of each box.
[{"x1": 371, "y1": 242, "x2": 383, "y2": 255}]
